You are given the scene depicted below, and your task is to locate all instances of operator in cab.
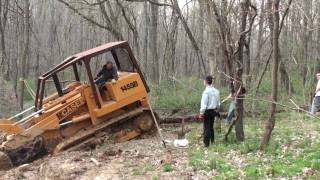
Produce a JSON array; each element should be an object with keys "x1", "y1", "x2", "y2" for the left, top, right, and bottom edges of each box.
[
  {"x1": 199, "y1": 75, "x2": 220, "y2": 147},
  {"x1": 95, "y1": 61, "x2": 119, "y2": 86}
]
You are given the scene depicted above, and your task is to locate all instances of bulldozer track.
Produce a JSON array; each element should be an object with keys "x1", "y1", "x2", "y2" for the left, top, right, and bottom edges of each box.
[
  {"x1": 0, "y1": 136, "x2": 47, "y2": 170},
  {"x1": 54, "y1": 107, "x2": 148, "y2": 153},
  {"x1": 0, "y1": 107, "x2": 156, "y2": 171},
  {"x1": 0, "y1": 151, "x2": 13, "y2": 170}
]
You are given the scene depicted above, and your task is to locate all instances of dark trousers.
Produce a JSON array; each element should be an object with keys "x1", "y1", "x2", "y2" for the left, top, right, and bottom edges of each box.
[
  {"x1": 95, "y1": 77, "x2": 107, "y2": 86},
  {"x1": 203, "y1": 109, "x2": 216, "y2": 147},
  {"x1": 95, "y1": 77, "x2": 107, "y2": 95}
]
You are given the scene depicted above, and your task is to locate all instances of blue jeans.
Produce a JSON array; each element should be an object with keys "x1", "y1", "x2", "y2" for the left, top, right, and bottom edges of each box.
[
  {"x1": 95, "y1": 77, "x2": 106, "y2": 85},
  {"x1": 226, "y1": 100, "x2": 235, "y2": 123},
  {"x1": 311, "y1": 96, "x2": 320, "y2": 115}
]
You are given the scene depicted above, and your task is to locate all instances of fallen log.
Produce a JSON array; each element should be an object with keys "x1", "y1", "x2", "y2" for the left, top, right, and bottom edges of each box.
[
  {"x1": 159, "y1": 115, "x2": 196, "y2": 124},
  {"x1": 159, "y1": 112, "x2": 228, "y2": 124}
]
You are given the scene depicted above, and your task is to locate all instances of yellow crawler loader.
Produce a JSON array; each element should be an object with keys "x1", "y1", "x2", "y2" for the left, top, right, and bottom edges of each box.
[{"x1": 0, "y1": 41, "x2": 158, "y2": 170}]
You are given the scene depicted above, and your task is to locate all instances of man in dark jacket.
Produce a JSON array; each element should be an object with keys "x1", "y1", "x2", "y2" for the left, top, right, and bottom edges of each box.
[{"x1": 95, "y1": 61, "x2": 119, "y2": 85}]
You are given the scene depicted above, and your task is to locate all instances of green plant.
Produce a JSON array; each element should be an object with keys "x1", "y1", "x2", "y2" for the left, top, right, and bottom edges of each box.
[
  {"x1": 244, "y1": 165, "x2": 260, "y2": 178},
  {"x1": 151, "y1": 176, "x2": 159, "y2": 180},
  {"x1": 163, "y1": 163, "x2": 174, "y2": 172},
  {"x1": 132, "y1": 168, "x2": 141, "y2": 176},
  {"x1": 144, "y1": 164, "x2": 155, "y2": 172}
]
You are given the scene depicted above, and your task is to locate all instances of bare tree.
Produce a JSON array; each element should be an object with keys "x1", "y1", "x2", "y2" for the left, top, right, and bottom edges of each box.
[
  {"x1": 19, "y1": 0, "x2": 31, "y2": 110},
  {"x1": 0, "y1": 0, "x2": 9, "y2": 79},
  {"x1": 172, "y1": 0, "x2": 207, "y2": 76},
  {"x1": 233, "y1": 0, "x2": 251, "y2": 141},
  {"x1": 260, "y1": 0, "x2": 293, "y2": 150},
  {"x1": 149, "y1": 0, "x2": 160, "y2": 82}
]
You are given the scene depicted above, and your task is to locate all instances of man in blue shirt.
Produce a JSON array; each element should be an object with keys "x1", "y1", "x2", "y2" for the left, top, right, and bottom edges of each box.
[{"x1": 199, "y1": 76, "x2": 220, "y2": 147}]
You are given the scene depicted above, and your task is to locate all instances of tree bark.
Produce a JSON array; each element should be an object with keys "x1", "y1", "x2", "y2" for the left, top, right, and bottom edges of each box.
[
  {"x1": 205, "y1": 1, "x2": 218, "y2": 78},
  {"x1": 279, "y1": 60, "x2": 293, "y2": 96},
  {"x1": 198, "y1": 0, "x2": 205, "y2": 77},
  {"x1": 183, "y1": 0, "x2": 189, "y2": 75},
  {"x1": 210, "y1": 1, "x2": 234, "y2": 82},
  {"x1": 301, "y1": 0, "x2": 311, "y2": 86},
  {"x1": 260, "y1": 0, "x2": 280, "y2": 150},
  {"x1": 143, "y1": 1, "x2": 149, "y2": 75},
  {"x1": 0, "y1": 0, "x2": 9, "y2": 80},
  {"x1": 168, "y1": 1, "x2": 179, "y2": 76},
  {"x1": 19, "y1": 0, "x2": 30, "y2": 110},
  {"x1": 253, "y1": 0, "x2": 265, "y2": 77},
  {"x1": 234, "y1": 0, "x2": 251, "y2": 142},
  {"x1": 149, "y1": 0, "x2": 160, "y2": 82},
  {"x1": 172, "y1": 0, "x2": 207, "y2": 76}
]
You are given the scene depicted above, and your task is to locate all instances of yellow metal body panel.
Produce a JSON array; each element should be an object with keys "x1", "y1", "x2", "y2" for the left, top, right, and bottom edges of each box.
[
  {"x1": 37, "y1": 96, "x2": 86, "y2": 130},
  {"x1": 106, "y1": 73, "x2": 147, "y2": 101},
  {"x1": 0, "y1": 122, "x2": 24, "y2": 134},
  {"x1": 82, "y1": 73, "x2": 148, "y2": 125},
  {"x1": 91, "y1": 73, "x2": 148, "y2": 124}
]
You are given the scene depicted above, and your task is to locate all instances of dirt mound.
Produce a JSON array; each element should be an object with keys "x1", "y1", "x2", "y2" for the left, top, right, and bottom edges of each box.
[{"x1": 0, "y1": 124, "x2": 210, "y2": 180}]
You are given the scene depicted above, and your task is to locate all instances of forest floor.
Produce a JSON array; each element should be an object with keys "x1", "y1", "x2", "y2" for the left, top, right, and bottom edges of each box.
[
  {"x1": 1, "y1": 111, "x2": 320, "y2": 179},
  {"x1": 0, "y1": 125, "x2": 201, "y2": 180}
]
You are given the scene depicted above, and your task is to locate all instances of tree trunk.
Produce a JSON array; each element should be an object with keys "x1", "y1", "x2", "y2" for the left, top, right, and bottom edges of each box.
[
  {"x1": 198, "y1": 0, "x2": 205, "y2": 77},
  {"x1": 18, "y1": 0, "x2": 30, "y2": 110},
  {"x1": 279, "y1": 60, "x2": 293, "y2": 96},
  {"x1": 183, "y1": 0, "x2": 189, "y2": 75},
  {"x1": 301, "y1": 0, "x2": 311, "y2": 86},
  {"x1": 210, "y1": 1, "x2": 234, "y2": 82},
  {"x1": 143, "y1": 1, "x2": 149, "y2": 75},
  {"x1": 234, "y1": 0, "x2": 250, "y2": 142},
  {"x1": 260, "y1": 0, "x2": 280, "y2": 150},
  {"x1": 173, "y1": 0, "x2": 206, "y2": 76},
  {"x1": 0, "y1": 0, "x2": 9, "y2": 80},
  {"x1": 253, "y1": 0, "x2": 265, "y2": 77},
  {"x1": 168, "y1": 1, "x2": 179, "y2": 76},
  {"x1": 149, "y1": 0, "x2": 160, "y2": 82},
  {"x1": 204, "y1": 0, "x2": 218, "y2": 78}
]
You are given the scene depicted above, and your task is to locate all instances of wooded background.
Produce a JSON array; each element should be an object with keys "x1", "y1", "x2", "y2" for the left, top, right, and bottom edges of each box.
[
  {"x1": 1, "y1": 0, "x2": 319, "y2": 87},
  {"x1": 0, "y1": 0, "x2": 319, "y2": 148}
]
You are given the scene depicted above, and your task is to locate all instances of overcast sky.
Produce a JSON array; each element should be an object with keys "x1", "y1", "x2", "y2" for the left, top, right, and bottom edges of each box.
[
  {"x1": 178, "y1": 0, "x2": 193, "y2": 10},
  {"x1": 178, "y1": 0, "x2": 186, "y2": 7}
]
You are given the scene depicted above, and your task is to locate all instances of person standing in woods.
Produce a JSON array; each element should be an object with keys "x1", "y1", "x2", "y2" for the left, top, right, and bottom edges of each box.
[
  {"x1": 199, "y1": 76, "x2": 220, "y2": 147},
  {"x1": 223, "y1": 81, "x2": 236, "y2": 124},
  {"x1": 223, "y1": 81, "x2": 247, "y2": 124},
  {"x1": 311, "y1": 73, "x2": 320, "y2": 115}
]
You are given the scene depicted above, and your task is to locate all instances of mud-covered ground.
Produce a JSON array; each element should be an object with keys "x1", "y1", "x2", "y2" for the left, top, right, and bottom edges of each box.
[{"x1": 0, "y1": 124, "x2": 209, "y2": 180}]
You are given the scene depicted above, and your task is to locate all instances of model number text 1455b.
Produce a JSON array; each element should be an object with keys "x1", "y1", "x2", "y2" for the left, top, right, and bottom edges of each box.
[{"x1": 120, "y1": 81, "x2": 138, "y2": 92}]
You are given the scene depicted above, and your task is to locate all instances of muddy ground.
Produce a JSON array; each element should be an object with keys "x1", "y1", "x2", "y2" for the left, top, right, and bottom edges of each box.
[{"x1": 0, "y1": 116, "x2": 209, "y2": 180}]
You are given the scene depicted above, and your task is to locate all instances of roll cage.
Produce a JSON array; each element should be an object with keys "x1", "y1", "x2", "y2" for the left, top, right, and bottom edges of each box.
[{"x1": 35, "y1": 41, "x2": 148, "y2": 111}]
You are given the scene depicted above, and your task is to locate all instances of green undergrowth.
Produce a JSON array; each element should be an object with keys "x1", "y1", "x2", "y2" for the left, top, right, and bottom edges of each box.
[
  {"x1": 163, "y1": 163, "x2": 174, "y2": 172},
  {"x1": 150, "y1": 75, "x2": 315, "y2": 119},
  {"x1": 187, "y1": 111, "x2": 320, "y2": 179},
  {"x1": 150, "y1": 77, "x2": 229, "y2": 112}
]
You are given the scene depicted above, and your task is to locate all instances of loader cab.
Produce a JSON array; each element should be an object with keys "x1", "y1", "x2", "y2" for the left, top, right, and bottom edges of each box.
[{"x1": 34, "y1": 41, "x2": 149, "y2": 112}]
